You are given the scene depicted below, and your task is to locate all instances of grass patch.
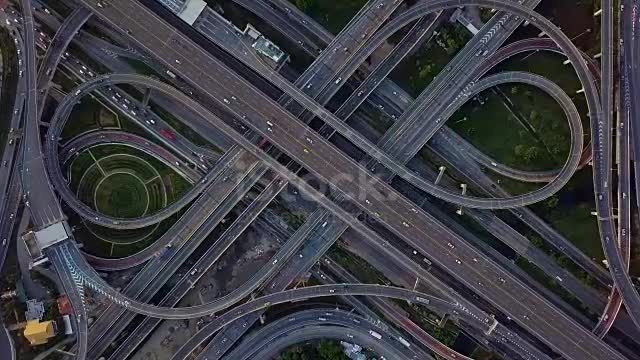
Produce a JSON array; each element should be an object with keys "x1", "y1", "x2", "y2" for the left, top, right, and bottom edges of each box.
[
  {"x1": 390, "y1": 23, "x2": 471, "y2": 97},
  {"x1": 64, "y1": 144, "x2": 190, "y2": 257},
  {"x1": 95, "y1": 172, "x2": 149, "y2": 218},
  {"x1": 328, "y1": 246, "x2": 390, "y2": 285},
  {"x1": 531, "y1": 168, "x2": 603, "y2": 261},
  {"x1": 293, "y1": 0, "x2": 368, "y2": 35},
  {"x1": 516, "y1": 256, "x2": 595, "y2": 318},
  {"x1": 449, "y1": 88, "x2": 559, "y2": 171},
  {"x1": 61, "y1": 97, "x2": 102, "y2": 140},
  {"x1": 471, "y1": 347, "x2": 502, "y2": 360}
]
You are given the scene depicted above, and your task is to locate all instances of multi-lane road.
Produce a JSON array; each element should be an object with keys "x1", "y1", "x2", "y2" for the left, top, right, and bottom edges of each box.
[
  {"x1": 53, "y1": 1, "x2": 630, "y2": 359},
  {"x1": 3, "y1": 1, "x2": 636, "y2": 359}
]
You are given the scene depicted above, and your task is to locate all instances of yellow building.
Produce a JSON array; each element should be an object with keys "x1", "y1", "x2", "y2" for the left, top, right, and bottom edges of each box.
[{"x1": 23, "y1": 320, "x2": 56, "y2": 345}]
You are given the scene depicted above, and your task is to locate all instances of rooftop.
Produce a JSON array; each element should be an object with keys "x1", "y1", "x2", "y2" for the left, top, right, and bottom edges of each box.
[{"x1": 252, "y1": 36, "x2": 286, "y2": 63}]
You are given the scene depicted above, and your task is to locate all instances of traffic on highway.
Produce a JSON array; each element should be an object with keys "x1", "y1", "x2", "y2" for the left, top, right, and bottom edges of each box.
[{"x1": 0, "y1": 0, "x2": 637, "y2": 360}]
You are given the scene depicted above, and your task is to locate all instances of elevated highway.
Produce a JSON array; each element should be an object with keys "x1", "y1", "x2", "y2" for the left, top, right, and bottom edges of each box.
[
  {"x1": 224, "y1": 309, "x2": 421, "y2": 360},
  {"x1": 70, "y1": 0, "x2": 627, "y2": 356},
  {"x1": 18, "y1": 0, "x2": 64, "y2": 228},
  {"x1": 36, "y1": 7, "x2": 91, "y2": 114},
  {"x1": 46, "y1": 69, "x2": 618, "y2": 360},
  {"x1": 60, "y1": 130, "x2": 201, "y2": 183},
  {"x1": 233, "y1": 0, "x2": 614, "y2": 298}
]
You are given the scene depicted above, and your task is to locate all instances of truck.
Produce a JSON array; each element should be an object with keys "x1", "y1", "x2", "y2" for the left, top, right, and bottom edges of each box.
[
  {"x1": 368, "y1": 330, "x2": 382, "y2": 340},
  {"x1": 159, "y1": 128, "x2": 176, "y2": 140},
  {"x1": 62, "y1": 315, "x2": 73, "y2": 335},
  {"x1": 397, "y1": 336, "x2": 411, "y2": 348}
]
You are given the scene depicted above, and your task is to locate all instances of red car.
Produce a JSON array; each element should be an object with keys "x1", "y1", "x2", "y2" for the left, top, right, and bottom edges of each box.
[{"x1": 159, "y1": 128, "x2": 175, "y2": 140}]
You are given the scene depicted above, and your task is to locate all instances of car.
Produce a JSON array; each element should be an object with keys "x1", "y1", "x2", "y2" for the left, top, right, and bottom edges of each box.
[
  {"x1": 455, "y1": 259, "x2": 462, "y2": 265},
  {"x1": 2, "y1": 161, "x2": 7, "y2": 167},
  {"x1": 272, "y1": 259, "x2": 278, "y2": 265},
  {"x1": 160, "y1": 128, "x2": 175, "y2": 140},
  {"x1": 149, "y1": 119, "x2": 156, "y2": 125},
  {"x1": 2, "y1": 239, "x2": 6, "y2": 246},
  {"x1": 447, "y1": 242, "x2": 454, "y2": 249},
  {"x1": 334, "y1": 77, "x2": 342, "y2": 84}
]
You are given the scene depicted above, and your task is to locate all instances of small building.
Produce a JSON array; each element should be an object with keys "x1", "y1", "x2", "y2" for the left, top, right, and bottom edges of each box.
[
  {"x1": 252, "y1": 36, "x2": 286, "y2": 63},
  {"x1": 25, "y1": 299, "x2": 45, "y2": 321},
  {"x1": 158, "y1": 0, "x2": 206, "y2": 25},
  {"x1": 23, "y1": 320, "x2": 57, "y2": 346},
  {"x1": 57, "y1": 295, "x2": 72, "y2": 315},
  {"x1": 22, "y1": 221, "x2": 72, "y2": 262},
  {"x1": 61, "y1": 315, "x2": 73, "y2": 335}
]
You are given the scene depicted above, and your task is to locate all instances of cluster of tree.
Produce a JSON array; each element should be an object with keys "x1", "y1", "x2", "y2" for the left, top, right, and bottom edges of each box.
[
  {"x1": 286, "y1": 213, "x2": 307, "y2": 230},
  {"x1": 513, "y1": 144, "x2": 541, "y2": 163},
  {"x1": 528, "y1": 236, "x2": 594, "y2": 287},
  {"x1": 277, "y1": 340, "x2": 350, "y2": 360},
  {"x1": 435, "y1": 24, "x2": 469, "y2": 55}
]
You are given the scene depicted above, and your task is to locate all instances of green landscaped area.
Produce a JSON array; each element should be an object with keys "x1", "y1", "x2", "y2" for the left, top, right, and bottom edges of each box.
[
  {"x1": 390, "y1": 23, "x2": 472, "y2": 97},
  {"x1": 61, "y1": 97, "x2": 106, "y2": 140},
  {"x1": 95, "y1": 172, "x2": 149, "y2": 218},
  {"x1": 64, "y1": 144, "x2": 191, "y2": 257},
  {"x1": 277, "y1": 340, "x2": 351, "y2": 360},
  {"x1": 292, "y1": 0, "x2": 368, "y2": 35},
  {"x1": 531, "y1": 169, "x2": 603, "y2": 261}
]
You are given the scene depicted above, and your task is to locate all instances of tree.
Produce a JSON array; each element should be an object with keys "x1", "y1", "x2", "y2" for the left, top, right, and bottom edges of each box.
[
  {"x1": 544, "y1": 195, "x2": 559, "y2": 209},
  {"x1": 317, "y1": 340, "x2": 348, "y2": 360},
  {"x1": 529, "y1": 110, "x2": 540, "y2": 122},
  {"x1": 294, "y1": 0, "x2": 312, "y2": 11},
  {"x1": 514, "y1": 144, "x2": 526, "y2": 157},
  {"x1": 524, "y1": 146, "x2": 540, "y2": 163},
  {"x1": 418, "y1": 63, "x2": 433, "y2": 80},
  {"x1": 511, "y1": 86, "x2": 519, "y2": 95},
  {"x1": 530, "y1": 236, "x2": 545, "y2": 248}
]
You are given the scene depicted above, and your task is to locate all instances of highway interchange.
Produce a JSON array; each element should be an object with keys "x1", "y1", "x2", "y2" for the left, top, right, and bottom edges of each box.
[{"x1": 0, "y1": 0, "x2": 639, "y2": 359}]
